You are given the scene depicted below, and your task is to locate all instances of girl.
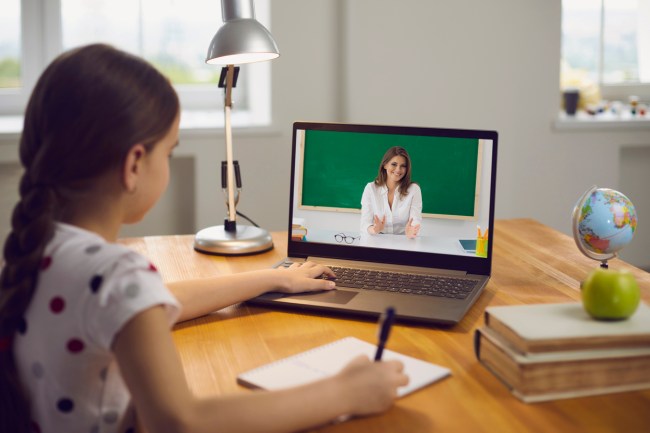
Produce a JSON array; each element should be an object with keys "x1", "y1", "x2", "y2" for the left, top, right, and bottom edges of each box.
[
  {"x1": 360, "y1": 146, "x2": 422, "y2": 238},
  {"x1": 0, "y1": 44, "x2": 407, "y2": 433}
]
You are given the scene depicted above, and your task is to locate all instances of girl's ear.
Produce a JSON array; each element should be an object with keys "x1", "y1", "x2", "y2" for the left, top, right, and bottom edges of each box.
[{"x1": 122, "y1": 144, "x2": 147, "y2": 193}]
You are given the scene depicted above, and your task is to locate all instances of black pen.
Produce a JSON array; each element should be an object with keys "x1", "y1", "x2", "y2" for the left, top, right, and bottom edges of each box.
[{"x1": 374, "y1": 307, "x2": 396, "y2": 361}]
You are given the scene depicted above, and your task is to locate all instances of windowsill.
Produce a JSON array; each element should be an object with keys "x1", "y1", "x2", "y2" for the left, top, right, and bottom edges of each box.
[
  {"x1": 554, "y1": 110, "x2": 650, "y2": 131},
  {"x1": 0, "y1": 115, "x2": 23, "y2": 138},
  {"x1": 178, "y1": 110, "x2": 282, "y2": 138},
  {"x1": 0, "y1": 110, "x2": 284, "y2": 140}
]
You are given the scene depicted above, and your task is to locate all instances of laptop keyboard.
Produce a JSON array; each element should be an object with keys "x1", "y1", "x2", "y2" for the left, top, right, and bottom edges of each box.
[{"x1": 282, "y1": 262, "x2": 476, "y2": 299}]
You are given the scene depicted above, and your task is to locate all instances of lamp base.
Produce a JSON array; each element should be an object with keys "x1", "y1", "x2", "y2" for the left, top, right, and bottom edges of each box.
[{"x1": 194, "y1": 224, "x2": 273, "y2": 256}]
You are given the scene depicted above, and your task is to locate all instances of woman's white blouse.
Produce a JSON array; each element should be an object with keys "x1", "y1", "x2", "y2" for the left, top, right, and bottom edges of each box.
[{"x1": 360, "y1": 182, "x2": 422, "y2": 235}]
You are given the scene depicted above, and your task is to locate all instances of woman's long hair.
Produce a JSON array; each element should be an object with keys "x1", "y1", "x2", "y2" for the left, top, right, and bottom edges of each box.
[
  {"x1": 0, "y1": 43, "x2": 179, "y2": 433},
  {"x1": 374, "y1": 146, "x2": 414, "y2": 197}
]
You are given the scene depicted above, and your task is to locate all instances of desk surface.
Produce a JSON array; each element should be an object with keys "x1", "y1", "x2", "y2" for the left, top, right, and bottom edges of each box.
[{"x1": 119, "y1": 219, "x2": 650, "y2": 433}]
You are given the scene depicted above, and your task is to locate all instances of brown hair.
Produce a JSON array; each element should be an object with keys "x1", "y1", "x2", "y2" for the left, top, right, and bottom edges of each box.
[
  {"x1": 0, "y1": 43, "x2": 179, "y2": 433},
  {"x1": 374, "y1": 146, "x2": 415, "y2": 197}
]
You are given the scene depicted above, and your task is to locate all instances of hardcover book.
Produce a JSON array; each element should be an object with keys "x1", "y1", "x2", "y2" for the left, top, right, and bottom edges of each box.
[
  {"x1": 475, "y1": 302, "x2": 650, "y2": 402},
  {"x1": 474, "y1": 326, "x2": 650, "y2": 403},
  {"x1": 483, "y1": 302, "x2": 650, "y2": 354}
]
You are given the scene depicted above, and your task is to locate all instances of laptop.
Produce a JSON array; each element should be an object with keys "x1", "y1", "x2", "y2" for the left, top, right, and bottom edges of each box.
[{"x1": 248, "y1": 122, "x2": 498, "y2": 325}]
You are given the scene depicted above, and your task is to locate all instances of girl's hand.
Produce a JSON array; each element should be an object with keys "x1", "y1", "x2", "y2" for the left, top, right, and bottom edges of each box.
[
  {"x1": 405, "y1": 218, "x2": 420, "y2": 239},
  {"x1": 276, "y1": 261, "x2": 337, "y2": 293},
  {"x1": 336, "y1": 355, "x2": 409, "y2": 415}
]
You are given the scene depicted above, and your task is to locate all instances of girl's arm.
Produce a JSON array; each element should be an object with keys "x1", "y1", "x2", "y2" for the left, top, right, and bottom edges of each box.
[
  {"x1": 167, "y1": 262, "x2": 335, "y2": 322},
  {"x1": 114, "y1": 306, "x2": 408, "y2": 433}
]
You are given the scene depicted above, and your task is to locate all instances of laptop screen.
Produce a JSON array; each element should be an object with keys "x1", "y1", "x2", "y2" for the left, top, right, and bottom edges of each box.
[{"x1": 287, "y1": 122, "x2": 498, "y2": 276}]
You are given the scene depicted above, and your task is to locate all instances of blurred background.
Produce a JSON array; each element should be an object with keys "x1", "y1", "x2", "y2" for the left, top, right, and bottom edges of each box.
[{"x1": 1, "y1": 0, "x2": 648, "y2": 269}]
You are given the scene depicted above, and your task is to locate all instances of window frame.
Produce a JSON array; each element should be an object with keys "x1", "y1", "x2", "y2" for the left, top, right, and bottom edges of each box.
[
  {"x1": 0, "y1": 0, "x2": 273, "y2": 127},
  {"x1": 565, "y1": 0, "x2": 650, "y2": 100},
  {"x1": 599, "y1": 0, "x2": 650, "y2": 99}
]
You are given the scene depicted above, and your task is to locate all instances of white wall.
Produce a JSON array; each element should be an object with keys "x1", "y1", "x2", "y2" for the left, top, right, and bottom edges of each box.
[
  {"x1": 341, "y1": 0, "x2": 650, "y2": 269},
  {"x1": 619, "y1": 146, "x2": 650, "y2": 268},
  {"x1": 1, "y1": 0, "x2": 648, "y2": 269}
]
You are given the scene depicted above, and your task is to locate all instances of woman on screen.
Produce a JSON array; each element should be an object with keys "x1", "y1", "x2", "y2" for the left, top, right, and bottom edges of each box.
[{"x1": 361, "y1": 146, "x2": 422, "y2": 238}]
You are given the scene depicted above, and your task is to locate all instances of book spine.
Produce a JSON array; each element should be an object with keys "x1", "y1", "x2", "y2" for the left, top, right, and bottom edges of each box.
[
  {"x1": 474, "y1": 328, "x2": 518, "y2": 395},
  {"x1": 483, "y1": 311, "x2": 529, "y2": 354}
]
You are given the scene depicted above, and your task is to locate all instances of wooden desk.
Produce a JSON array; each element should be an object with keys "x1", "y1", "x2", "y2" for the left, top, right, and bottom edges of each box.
[{"x1": 119, "y1": 219, "x2": 650, "y2": 433}]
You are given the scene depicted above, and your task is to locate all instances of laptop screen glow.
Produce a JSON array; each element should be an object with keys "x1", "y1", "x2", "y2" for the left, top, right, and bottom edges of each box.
[{"x1": 290, "y1": 125, "x2": 495, "y2": 259}]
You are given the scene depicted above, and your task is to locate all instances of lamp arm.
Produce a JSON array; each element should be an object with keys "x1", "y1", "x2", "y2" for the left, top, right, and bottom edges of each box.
[{"x1": 224, "y1": 64, "x2": 237, "y2": 226}]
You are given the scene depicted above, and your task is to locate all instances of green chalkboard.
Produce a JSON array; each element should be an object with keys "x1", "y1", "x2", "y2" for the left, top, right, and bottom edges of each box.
[{"x1": 299, "y1": 129, "x2": 481, "y2": 219}]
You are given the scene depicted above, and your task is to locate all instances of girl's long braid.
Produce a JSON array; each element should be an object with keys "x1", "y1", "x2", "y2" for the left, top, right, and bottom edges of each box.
[
  {"x1": 0, "y1": 43, "x2": 179, "y2": 433},
  {"x1": 0, "y1": 158, "x2": 58, "y2": 433}
]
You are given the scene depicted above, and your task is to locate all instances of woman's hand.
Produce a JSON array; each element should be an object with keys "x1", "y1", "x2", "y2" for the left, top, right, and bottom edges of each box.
[
  {"x1": 405, "y1": 218, "x2": 420, "y2": 239},
  {"x1": 275, "y1": 261, "x2": 337, "y2": 294},
  {"x1": 369, "y1": 215, "x2": 386, "y2": 234},
  {"x1": 335, "y1": 355, "x2": 409, "y2": 416}
]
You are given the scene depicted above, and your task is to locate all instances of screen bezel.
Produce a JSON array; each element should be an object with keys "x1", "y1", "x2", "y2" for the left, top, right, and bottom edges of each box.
[{"x1": 286, "y1": 122, "x2": 498, "y2": 276}]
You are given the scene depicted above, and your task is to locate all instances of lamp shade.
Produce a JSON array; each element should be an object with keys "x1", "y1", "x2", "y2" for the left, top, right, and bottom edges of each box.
[{"x1": 206, "y1": 0, "x2": 279, "y2": 65}]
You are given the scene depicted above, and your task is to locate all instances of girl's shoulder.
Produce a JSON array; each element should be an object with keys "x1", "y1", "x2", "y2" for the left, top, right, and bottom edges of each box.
[{"x1": 49, "y1": 223, "x2": 151, "y2": 274}]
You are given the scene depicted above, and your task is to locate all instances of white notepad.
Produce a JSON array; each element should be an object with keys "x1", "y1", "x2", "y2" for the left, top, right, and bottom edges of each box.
[{"x1": 237, "y1": 337, "x2": 451, "y2": 397}]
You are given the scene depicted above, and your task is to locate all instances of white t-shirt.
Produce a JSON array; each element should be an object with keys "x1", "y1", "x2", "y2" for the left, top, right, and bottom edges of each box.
[
  {"x1": 360, "y1": 182, "x2": 423, "y2": 235},
  {"x1": 14, "y1": 223, "x2": 181, "y2": 433}
]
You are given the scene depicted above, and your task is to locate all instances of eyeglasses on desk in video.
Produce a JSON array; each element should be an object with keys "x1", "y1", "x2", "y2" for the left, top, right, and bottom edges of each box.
[{"x1": 334, "y1": 233, "x2": 360, "y2": 244}]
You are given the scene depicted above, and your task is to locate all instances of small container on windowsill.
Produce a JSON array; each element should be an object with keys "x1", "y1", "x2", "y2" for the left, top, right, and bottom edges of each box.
[{"x1": 562, "y1": 87, "x2": 580, "y2": 116}]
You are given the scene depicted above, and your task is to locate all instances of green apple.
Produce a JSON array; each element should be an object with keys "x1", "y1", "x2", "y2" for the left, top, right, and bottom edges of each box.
[{"x1": 581, "y1": 267, "x2": 641, "y2": 320}]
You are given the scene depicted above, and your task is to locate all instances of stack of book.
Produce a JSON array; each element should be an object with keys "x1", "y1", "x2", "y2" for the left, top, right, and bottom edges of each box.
[
  {"x1": 291, "y1": 223, "x2": 308, "y2": 241},
  {"x1": 474, "y1": 302, "x2": 650, "y2": 403}
]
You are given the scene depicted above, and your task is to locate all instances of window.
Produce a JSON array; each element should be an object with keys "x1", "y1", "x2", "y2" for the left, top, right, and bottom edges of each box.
[
  {"x1": 0, "y1": 0, "x2": 21, "y2": 90},
  {"x1": 0, "y1": 0, "x2": 272, "y2": 126},
  {"x1": 561, "y1": 0, "x2": 650, "y2": 100}
]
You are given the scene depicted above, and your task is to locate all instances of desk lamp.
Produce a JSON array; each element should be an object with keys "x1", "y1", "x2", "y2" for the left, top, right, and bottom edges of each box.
[{"x1": 194, "y1": 0, "x2": 279, "y2": 255}]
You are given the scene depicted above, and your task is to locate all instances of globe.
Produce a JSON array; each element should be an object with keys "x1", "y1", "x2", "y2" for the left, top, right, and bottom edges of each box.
[{"x1": 572, "y1": 186, "x2": 637, "y2": 265}]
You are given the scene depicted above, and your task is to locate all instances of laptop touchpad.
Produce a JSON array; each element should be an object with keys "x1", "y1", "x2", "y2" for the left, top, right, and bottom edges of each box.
[{"x1": 284, "y1": 290, "x2": 358, "y2": 305}]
